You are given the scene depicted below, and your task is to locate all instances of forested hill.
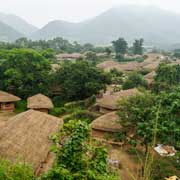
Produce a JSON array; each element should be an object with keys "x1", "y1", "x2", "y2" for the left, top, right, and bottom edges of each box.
[
  {"x1": 32, "y1": 5, "x2": 180, "y2": 46},
  {"x1": 0, "y1": 21, "x2": 23, "y2": 42}
]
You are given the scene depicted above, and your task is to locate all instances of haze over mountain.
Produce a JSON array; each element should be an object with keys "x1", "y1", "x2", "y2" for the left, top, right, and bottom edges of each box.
[
  {"x1": 0, "y1": 13, "x2": 38, "y2": 35},
  {"x1": 1, "y1": 5, "x2": 180, "y2": 46},
  {"x1": 32, "y1": 5, "x2": 180, "y2": 46},
  {"x1": 0, "y1": 21, "x2": 23, "y2": 42}
]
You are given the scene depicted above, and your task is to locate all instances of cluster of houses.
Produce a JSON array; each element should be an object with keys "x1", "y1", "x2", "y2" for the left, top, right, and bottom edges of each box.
[
  {"x1": 0, "y1": 87, "x2": 178, "y2": 177},
  {"x1": 0, "y1": 91, "x2": 63, "y2": 175}
]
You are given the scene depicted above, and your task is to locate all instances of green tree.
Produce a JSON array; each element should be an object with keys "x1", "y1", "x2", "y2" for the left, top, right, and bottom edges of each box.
[
  {"x1": 86, "y1": 51, "x2": 98, "y2": 65},
  {"x1": 0, "y1": 158, "x2": 35, "y2": 180},
  {"x1": 105, "y1": 47, "x2": 112, "y2": 56},
  {"x1": 112, "y1": 38, "x2": 128, "y2": 58},
  {"x1": 133, "y1": 39, "x2": 144, "y2": 55},
  {"x1": 122, "y1": 72, "x2": 148, "y2": 90},
  {"x1": 0, "y1": 49, "x2": 51, "y2": 98},
  {"x1": 41, "y1": 120, "x2": 118, "y2": 180},
  {"x1": 53, "y1": 61, "x2": 110, "y2": 101}
]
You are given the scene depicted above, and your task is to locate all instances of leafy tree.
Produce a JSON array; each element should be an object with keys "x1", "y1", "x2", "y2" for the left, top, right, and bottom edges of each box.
[
  {"x1": 118, "y1": 87, "x2": 180, "y2": 153},
  {"x1": 112, "y1": 38, "x2": 128, "y2": 57},
  {"x1": 41, "y1": 120, "x2": 118, "y2": 180},
  {"x1": 122, "y1": 72, "x2": 148, "y2": 90},
  {"x1": 53, "y1": 60, "x2": 110, "y2": 101},
  {"x1": 105, "y1": 47, "x2": 112, "y2": 56},
  {"x1": 133, "y1": 39, "x2": 144, "y2": 55},
  {"x1": 0, "y1": 49, "x2": 51, "y2": 98},
  {"x1": 0, "y1": 158, "x2": 35, "y2": 180},
  {"x1": 153, "y1": 63, "x2": 180, "y2": 93},
  {"x1": 86, "y1": 51, "x2": 98, "y2": 65}
]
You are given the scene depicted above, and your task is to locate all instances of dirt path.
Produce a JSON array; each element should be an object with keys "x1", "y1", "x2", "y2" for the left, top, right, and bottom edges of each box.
[{"x1": 108, "y1": 146, "x2": 140, "y2": 180}]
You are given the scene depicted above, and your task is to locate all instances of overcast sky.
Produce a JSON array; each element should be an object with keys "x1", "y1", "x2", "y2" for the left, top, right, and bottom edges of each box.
[{"x1": 1, "y1": 0, "x2": 180, "y2": 28}]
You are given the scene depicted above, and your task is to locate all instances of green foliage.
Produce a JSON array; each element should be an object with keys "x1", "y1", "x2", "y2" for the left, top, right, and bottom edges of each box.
[
  {"x1": 49, "y1": 107, "x2": 66, "y2": 117},
  {"x1": 63, "y1": 109, "x2": 98, "y2": 124},
  {"x1": 133, "y1": 39, "x2": 144, "y2": 55},
  {"x1": 0, "y1": 48, "x2": 51, "y2": 98},
  {"x1": 86, "y1": 51, "x2": 98, "y2": 65},
  {"x1": 155, "y1": 63, "x2": 180, "y2": 85},
  {"x1": 112, "y1": 38, "x2": 128, "y2": 55},
  {"x1": 53, "y1": 61, "x2": 110, "y2": 101},
  {"x1": 0, "y1": 158, "x2": 35, "y2": 180},
  {"x1": 118, "y1": 87, "x2": 180, "y2": 151},
  {"x1": 41, "y1": 120, "x2": 118, "y2": 180},
  {"x1": 15, "y1": 100, "x2": 27, "y2": 113},
  {"x1": 122, "y1": 72, "x2": 148, "y2": 90}
]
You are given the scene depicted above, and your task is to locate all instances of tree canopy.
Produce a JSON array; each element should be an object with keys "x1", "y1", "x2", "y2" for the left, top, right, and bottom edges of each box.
[
  {"x1": 53, "y1": 60, "x2": 110, "y2": 101},
  {"x1": 0, "y1": 48, "x2": 51, "y2": 98}
]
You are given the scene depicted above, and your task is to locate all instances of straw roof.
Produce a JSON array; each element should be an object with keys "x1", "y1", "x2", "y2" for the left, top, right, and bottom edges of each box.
[
  {"x1": 0, "y1": 110, "x2": 63, "y2": 172},
  {"x1": 91, "y1": 111, "x2": 122, "y2": 132},
  {"x1": 0, "y1": 91, "x2": 21, "y2": 102},
  {"x1": 56, "y1": 53, "x2": 83, "y2": 60},
  {"x1": 97, "y1": 88, "x2": 139, "y2": 110},
  {"x1": 27, "y1": 94, "x2": 54, "y2": 109},
  {"x1": 144, "y1": 71, "x2": 156, "y2": 84}
]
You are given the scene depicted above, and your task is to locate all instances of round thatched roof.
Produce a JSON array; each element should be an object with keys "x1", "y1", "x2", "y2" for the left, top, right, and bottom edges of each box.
[
  {"x1": 0, "y1": 110, "x2": 63, "y2": 172},
  {"x1": 27, "y1": 94, "x2": 54, "y2": 109},
  {"x1": 0, "y1": 91, "x2": 21, "y2": 102},
  {"x1": 91, "y1": 111, "x2": 122, "y2": 132},
  {"x1": 97, "y1": 88, "x2": 139, "y2": 110}
]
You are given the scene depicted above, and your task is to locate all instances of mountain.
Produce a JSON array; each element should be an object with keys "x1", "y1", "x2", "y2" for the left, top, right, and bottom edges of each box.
[
  {"x1": 0, "y1": 21, "x2": 23, "y2": 42},
  {"x1": 32, "y1": 5, "x2": 180, "y2": 46},
  {"x1": 0, "y1": 13, "x2": 38, "y2": 35}
]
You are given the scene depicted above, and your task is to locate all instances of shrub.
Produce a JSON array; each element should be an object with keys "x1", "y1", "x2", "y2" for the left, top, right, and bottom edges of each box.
[
  {"x1": 122, "y1": 72, "x2": 148, "y2": 90},
  {"x1": 15, "y1": 100, "x2": 27, "y2": 113},
  {"x1": 49, "y1": 107, "x2": 66, "y2": 117},
  {"x1": 0, "y1": 158, "x2": 35, "y2": 180}
]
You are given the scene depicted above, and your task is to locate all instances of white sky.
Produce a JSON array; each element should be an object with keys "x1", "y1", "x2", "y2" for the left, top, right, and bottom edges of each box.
[{"x1": 0, "y1": 0, "x2": 180, "y2": 28}]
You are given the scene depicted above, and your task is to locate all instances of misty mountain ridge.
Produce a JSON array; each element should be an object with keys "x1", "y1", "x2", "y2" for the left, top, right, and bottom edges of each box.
[{"x1": 1, "y1": 5, "x2": 180, "y2": 47}]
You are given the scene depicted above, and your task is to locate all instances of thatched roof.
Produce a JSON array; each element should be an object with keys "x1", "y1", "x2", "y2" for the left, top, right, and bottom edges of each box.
[
  {"x1": 27, "y1": 94, "x2": 54, "y2": 109},
  {"x1": 144, "y1": 71, "x2": 156, "y2": 84},
  {"x1": 0, "y1": 91, "x2": 21, "y2": 102},
  {"x1": 56, "y1": 53, "x2": 83, "y2": 60},
  {"x1": 97, "y1": 88, "x2": 139, "y2": 110},
  {"x1": 0, "y1": 110, "x2": 63, "y2": 172},
  {"x1": 91, "y1": 112, "x2": 122, "y2": 132}
]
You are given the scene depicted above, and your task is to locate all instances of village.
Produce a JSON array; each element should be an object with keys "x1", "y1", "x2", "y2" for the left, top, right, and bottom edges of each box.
[{"x1": 0, "y1": 39, "x2": 179, "y2": 180}]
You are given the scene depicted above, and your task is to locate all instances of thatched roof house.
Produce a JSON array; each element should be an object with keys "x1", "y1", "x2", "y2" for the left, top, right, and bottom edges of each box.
[
  {"x1": 0, "y1": 110, "x2": 63, "y2": 175},
  {"x1": 0, "y1": 91, "x2": 21, "y2": 111},
  {"x1": 91, "y1": 112, "x2": 121, "y2": 133},
  {"x1": 27, "y1": 94, "x2": 54, "y2": 113},
  {"x1": 91, "y1": 112, "x2": 123, "y2": 142},
  {"x1": 144, "y1": 71, "x2": 156, "y2": 84},
  {"x1": 56, "y1": 53, "x2": 84, "y2": 60},
  {"x1": 97, "y1": 88, "x2": 139, "y2": 114}
]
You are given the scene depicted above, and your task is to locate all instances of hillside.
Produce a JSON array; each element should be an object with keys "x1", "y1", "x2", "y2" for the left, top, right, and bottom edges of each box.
[
  {"x1": 0, "y1": 21, "x2": 23, "y2": 42},
  {"x1": 0, "y1": 12, "x2": 38, "y2": 35},
  {"x1": 32, "y1": 5, "x2": 180, "y2": 46}
]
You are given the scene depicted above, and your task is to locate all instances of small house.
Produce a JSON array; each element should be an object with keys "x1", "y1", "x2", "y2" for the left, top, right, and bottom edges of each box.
[
  {"x1": 96, "y1": 88, "x2": 139, "y2": 114},
  {"x1": 91, "y1": 111, "x2": 122, "y2": 139},
  {"x1": 0, "y1": 91, "x2": 21, "y2": 111},
  {"x1": 0, "y1": 110, "x2": 63, "y2": 175},
  {"x1": 144, "y1": 71, "x2": 156, "y2": 85},
  {"x1": 27, "y1": 94, "x2": 54, "y2": 113}
]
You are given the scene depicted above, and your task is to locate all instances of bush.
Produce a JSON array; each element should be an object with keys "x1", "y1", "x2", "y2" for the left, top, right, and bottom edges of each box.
[
  {"x1": 0, "y1": 158, "x2": 35, "y2": 180},
  {"x1": 122, "y1": 72, "x2": 148, "y2": 90},
  {"x1": 15, "y1": 100, "x2": 27, "y2": 113},
  {"x1": 49, "y1": 107, "x2": 66, "y2": 117},
  {"x1": 63, "y1": 109, "x2": 97, "y2": 124}
]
